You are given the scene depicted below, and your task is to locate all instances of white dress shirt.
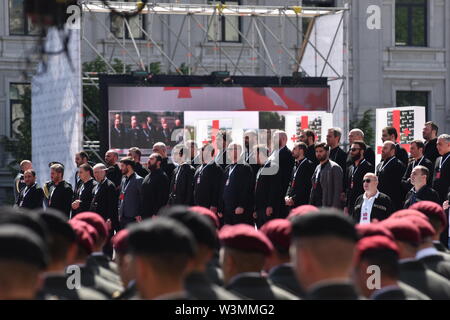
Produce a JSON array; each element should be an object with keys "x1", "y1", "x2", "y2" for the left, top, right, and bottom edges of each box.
[{"x1": 359, "y1": 191, "x2": 380, "y2": 225}]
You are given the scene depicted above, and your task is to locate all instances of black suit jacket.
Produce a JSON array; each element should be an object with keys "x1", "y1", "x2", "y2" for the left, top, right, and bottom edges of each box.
[
  {"x1": 127, "y1": 127, "x2": 144, "y2": 148},
  {"x1": 268, "y1": 264, "x2": 304, "y2": 298},
  {"x1": 345, "y1": 159, "x2": 374, "y2": 216},
  {"x1": 225, "y1": 273, "x2": 298, "y2": 300},
  {"x1": 346, "y1": 145, "x2": 375, "y2": 169},
  {"x1": 72, "y1": 179, "x2": 97, "y2": 216},
  {"x1": 14, "y1": 172, "x2": 26, "y2": 202},
  {"x1": 141, "y1": 168, "x2": 170, "y2": 218},
  {"x1": 395, "y1": 144, "x2": 409, "y2": 166},
  {"x1": 401, "y1": 157, "x2": 434, "y2": 191},
  {"x1": 286, "y1": 158, "x2": 314, "y2": 207},
  {"x1": 16, "y1": 184, "x2": 44, "y2": 210},
  {"x1": 353, "y1": 192, "x2": 393, "y2": 223},
  {"x1": 433, "y1": 152, "x2": 450, "y2": 203},
  {"x1": 161, "y1": 157, "x2": 176, "y2": 182},
  {"x1": 330, "y1": 146, "x2": 347, "y2": 173},
  {"x1": 111, "y1": 126, "x2": 125, "y2": 149},
  {"x1": 106, "y1": 164, "x2": 122, "y2": 189},
  {"x1": 418, "y1": 254, "x2": 450, "y2": 280},
  {"x1": 134, "y1": 162, "x2": 149, "y2": 180},
  {"x1": 306, "y1": 282, "x2": 360, "y2": 300},
  {"x1": 424, "y1": 138, "x2": 440, "y2": 165},
  {"x1": 403, "y1": 185, "x2": 440, "y2": 208},
  {"x1": 90, "y1": 178, "x2": 118, "y2": 227},
  {"x1": 376, "y1": 156, "x2": 406, "y2": 211},
  {"x1": 220, "y1": 163, "x2": 254, "y2": 214},
  {"x1": 193, "y1": 162, "x2": 223, "y2": 209},
  {"x1": 305, "y1": 144, "x2": 318, "y2": 167},
  {"x1": 184, "y1": 272, "x2": 239, "y2": 300},
  {"x1": 168, "y1": 163, "x2": 195, "y2": 205},
  {"x1": 48, "y1": 181, "x2": 74, "y2": 217},
  {"x1": 254, "y1": 161, "x2": 281, "y2": 225}
]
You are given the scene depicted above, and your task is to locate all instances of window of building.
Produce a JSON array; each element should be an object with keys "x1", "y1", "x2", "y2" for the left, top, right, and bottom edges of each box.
[
  {"x1": 110, "y1": 1, "x2": 145, "y2": 40},
  {"x1": 396, "y1": 90, "x2": 430, "y2": 118},
  {"x1": 395, "y1": 0, "x2": 427, "y2": 47},
  {"x1": 9, "y1": 83, "x2": 30, "y2": 138},
  {"x1": 208, "y1": 1, "x2": 241, "y2": 42},
  {"x1": 9, "y1": 0, "x2": 39, "y2": 35}
]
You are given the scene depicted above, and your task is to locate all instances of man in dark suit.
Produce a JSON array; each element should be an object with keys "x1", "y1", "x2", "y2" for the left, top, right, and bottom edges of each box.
[
  {"x1": 271, "y1": 130, "x2": 295, "y2": 218},
  {"x1": 404, "y1": 166, "x2": 440, "y2": 208},
  {"x1": 168, "y1": 146, "x2": 195, "y2": 206},
  {"x1": 16, "y1": 169, "x2": 44, "y2": 210},
  {"x1": 291, "y1": 209, "x2": 361, "y2": 300},
  {"x1": 219, "y1": 143, "x2": 254, "y2": 226},
  {"x1": 299, "y1": 129, "x2": 318, "y2": 167},
  {"x1": 128, "y1": 217, "x2": 196, "y2": 300},
  {"x1": 376, "y1": 141, "x2": 406, "y2": 211},
  {"x1": 242, "y1": 130, "x2": 260, "y2": 182},
  {"x1": 219, "y1": 224, "x2": 298, "y2": 300},
  {"x1": 215, "y1": 129, "x2": 232, "y2": 170},
  {"x1": 382, "y1": 218, "x2": 450, "y2": 299},
  {"x1": 152, "y1": 142, "x2": 176, "y2": 181},
  {"x1": 105, "y1": 150, "x2": 122, "y2": 189},
  {"x1": 193, "y1": 143, "x2": 223, "y2": 213},
  {"x1": 382, "y1": 126, "x2": 409, "y2": 166},
  {"x1": 353, "y1": 235, "x2": 429, "y2": 300},
  {"x1": 158, "y1": 122, "x2": 173, "y2": 146},
  {"x1": 74, "y1": 151, "x2": 89, "y2": 193},
  {"x1": 160, "y1": 207, "x2": 239, "y2": 300},
  {"x1": 48, "y1": 163, "x2": 73, "y2": 218},
  {"x1": 71, "y1": 164, "x2": 97, "y2": 217},
  {"x1": 345, "y1": 141, "x2": 374, "y2": 217},
  {"x1": 353, "y1": 173, "x2": 393, "y2": 223},
  {"x1": 141, "y1": 153, "x2": 170, "y2": 218},
  {"x1": 14, "y1": 160, "x2": 32, "y2": 203},
  {"x1": 186, "y1": 140, "x2": 201, "y2": 169},
  {"x1": 326, "y1": 128, "x2": 347, "y2": 172},
  {"x1": 90, "y1": 164, "x2": 119, "y2": 230},
  {"x1": 347, "y1": 129, "x2": 375, "y2": 166},
  {"x1": 128, "y1": 147, "x2": 149, "y2": 179},
  {"x1": 118, "y1": 157, "x2": 144, "y2": 229},
  {"x1": 141, "y1": 116, "x2": 156, "y2": 148},
  {"x1": 433, "y1": 134, "x2": 450, "y2": 203},
  {"x1": 254, "y1": 146, "x2": 280, "y2": 228},
  {"x1": 422, "y1": 121, "x2": 440, "y2": 164},
  {"x1": 111, "y1": 118, "x2": 125, "y2": 149},
  {"x1": 126, "y1": 118, "x2": 144, "y2": 148},
  {"x1": 402, "y1": 140, "x2": 434, "y2": 191},
  {"x1": 285, "y1": 142, "x2": 314, "y2": 210},
  {"x1": 261, "y1": 219, "x2": 304, "y2": 298}
]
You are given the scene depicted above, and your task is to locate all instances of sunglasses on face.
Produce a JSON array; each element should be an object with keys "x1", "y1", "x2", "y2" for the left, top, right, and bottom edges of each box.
[
  {"x1": 363, "y1": 179, "x2": 372, "y2": 183},
  {"x1": 350, "y1": 148, "x2": 361, "y2": 152}
]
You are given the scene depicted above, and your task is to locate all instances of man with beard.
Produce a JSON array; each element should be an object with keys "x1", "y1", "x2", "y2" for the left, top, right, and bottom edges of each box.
[
  {"x1": 346, "y1": 129, "x2": 375, "y2": 167},
  {"x1": 299, "y1": 129, "x2": 318, "y2": 167},
  {"x1": 381, "y1": 127, "x2": 409, "y2": 166},
  {"x1": 309, "y1": 143, "x2": 343, "y2": 209},
  {"x1": 168, "y1": 145, "x2": 195, "y2": 206},
  {"x1": 118, "y1": 157, "x2": 143, "y2": 229},
  {"x1": 105, "y1": 150, "x2": 122, "y2": 189},
  {"x1": 376, "y1": 141, "x2": 406, "y2": 211},
  {"x1": 71, "y1": 164, "x2": 97, "y2": 217},
  {"x1": 422, "y1": 121, "x2": 440, "y2": 164},
  {"x1": 74, "y1": 151, "x2": 89, "y2": 193},
  {"x1": 141, "y1": 153, "x2": 170, "y2": 218},
  {"x1": 285, "y1": 142, "x2": 314, "y2": 210},
  {"x1": 127, "y1": 147, "x2": 149, "y2": 179},
  {"x1": 193, "y1": 143, "x2": 223, "y2": 213},
  {"x1": 48, "y1": 163, "x2": 73, "y2": 217},
  {"x1": 152, "y1": 142, "x2": 176, "y2": 182},
  {"x1": 16, "y1": 169, "x2": 44, "y2": 210},
  {"x1": 345, "y1": 141, "x2": 374, "y2": 217},
  {"x1": 14, "y1": 160, "x2": 32, "y2": 203}
]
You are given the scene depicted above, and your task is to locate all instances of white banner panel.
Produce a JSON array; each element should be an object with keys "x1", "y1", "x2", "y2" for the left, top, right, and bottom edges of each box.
[
  {"x1": 32, "y1": 28, "x2": 82, "y2": 189},
  {"x1": 375, "y1": 106, "x2": 426, "y2": 166}
]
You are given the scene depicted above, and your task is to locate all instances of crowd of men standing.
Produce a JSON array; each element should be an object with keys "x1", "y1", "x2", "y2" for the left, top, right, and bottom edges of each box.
[{"x1": 4, "y1": 121, "x2": 450, "y2": 300}]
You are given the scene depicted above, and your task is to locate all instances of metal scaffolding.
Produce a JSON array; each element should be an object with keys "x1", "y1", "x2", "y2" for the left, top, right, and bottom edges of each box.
[{"x1": 79, "y1": 1, "x2": 350, "y2": 159}]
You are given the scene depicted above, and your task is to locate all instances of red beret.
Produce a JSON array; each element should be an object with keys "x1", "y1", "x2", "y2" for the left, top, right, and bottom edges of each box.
[
  {"x1": 356, "y1": 235, "x2": 399, "y2": 262},
  {"x1": 390, "y1": 209, "x2": 428, "y2": 221},
  {"x1": 259, "y1": 219, "x2": 292, "y2": 253},
  {"x1": 72, "y1": 212, "x2": 108, "y2": 240},
  {"x1": 356, "y1": 223, "x2": 394, "y2": 240},
  {"x1": 381, "y1": 219, "x2": 421, "y2": 245},
  {"x1": 112, "y1": 229, "x2": 129, "y2": 255},
  {"x1": 69, "y1": 220, "x2": 95, "y2": 254},
  {"x1": 410, "y1": 201, "x2": 448, "y2": 229},
  {"x1": 189, "y1": 206, "x2": 220, "y2": 229},
  {"x1": 406, "y1": 215, "x2": 435, "y2": 239},
  {"x1": 219, "y1": 224, "x2": 274, "y2": 256},
  {"x1": 288, "y1": 205, "x2": 319, "y2": 220}
]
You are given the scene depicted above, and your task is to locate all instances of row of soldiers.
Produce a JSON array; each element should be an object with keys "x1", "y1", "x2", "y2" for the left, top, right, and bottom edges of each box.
[
  {"x1": 1, "y1": 201, "x2": 450, "y2": 300},
  {"x1": 13, "y1": 122, "x2": 450, "y2": 245}
]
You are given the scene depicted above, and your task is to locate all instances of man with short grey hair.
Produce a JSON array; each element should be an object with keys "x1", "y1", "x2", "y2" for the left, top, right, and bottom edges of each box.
[
  {"x1": 326, "y1": 127, "x2": 347, "y2": 172},
  {"x1": 347, "y1": 129, "x2": 375, "y2": 167},
  {"x1": 153, "y1": 142, "x2": 176, "y2": 181}
]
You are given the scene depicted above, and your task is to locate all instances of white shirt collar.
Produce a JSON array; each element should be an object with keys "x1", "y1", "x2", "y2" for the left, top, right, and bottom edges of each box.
[
  {"x1": 363, "y1": 191, "x2": 380, "y2": 200},
  {"x1": 416, "y1": 247, "x2": 440, "y2": 260}
]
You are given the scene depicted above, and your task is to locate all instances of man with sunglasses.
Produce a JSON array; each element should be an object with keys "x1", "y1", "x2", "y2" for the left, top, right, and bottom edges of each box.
[
  {"x1": 345, "y1": 141, "x2": 374, "y2": 217},
  {"x1": 352, "y1": 173, "x2": 393, "y2": 224}
]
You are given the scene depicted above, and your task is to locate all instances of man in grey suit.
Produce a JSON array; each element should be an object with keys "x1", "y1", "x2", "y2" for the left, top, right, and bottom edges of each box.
[
  {"x1": 118, "y1": 157, "x2": 143, "y2": 229},
  {"x1": 310, "y1": 143, "x2": 343, "y2": 209}
]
